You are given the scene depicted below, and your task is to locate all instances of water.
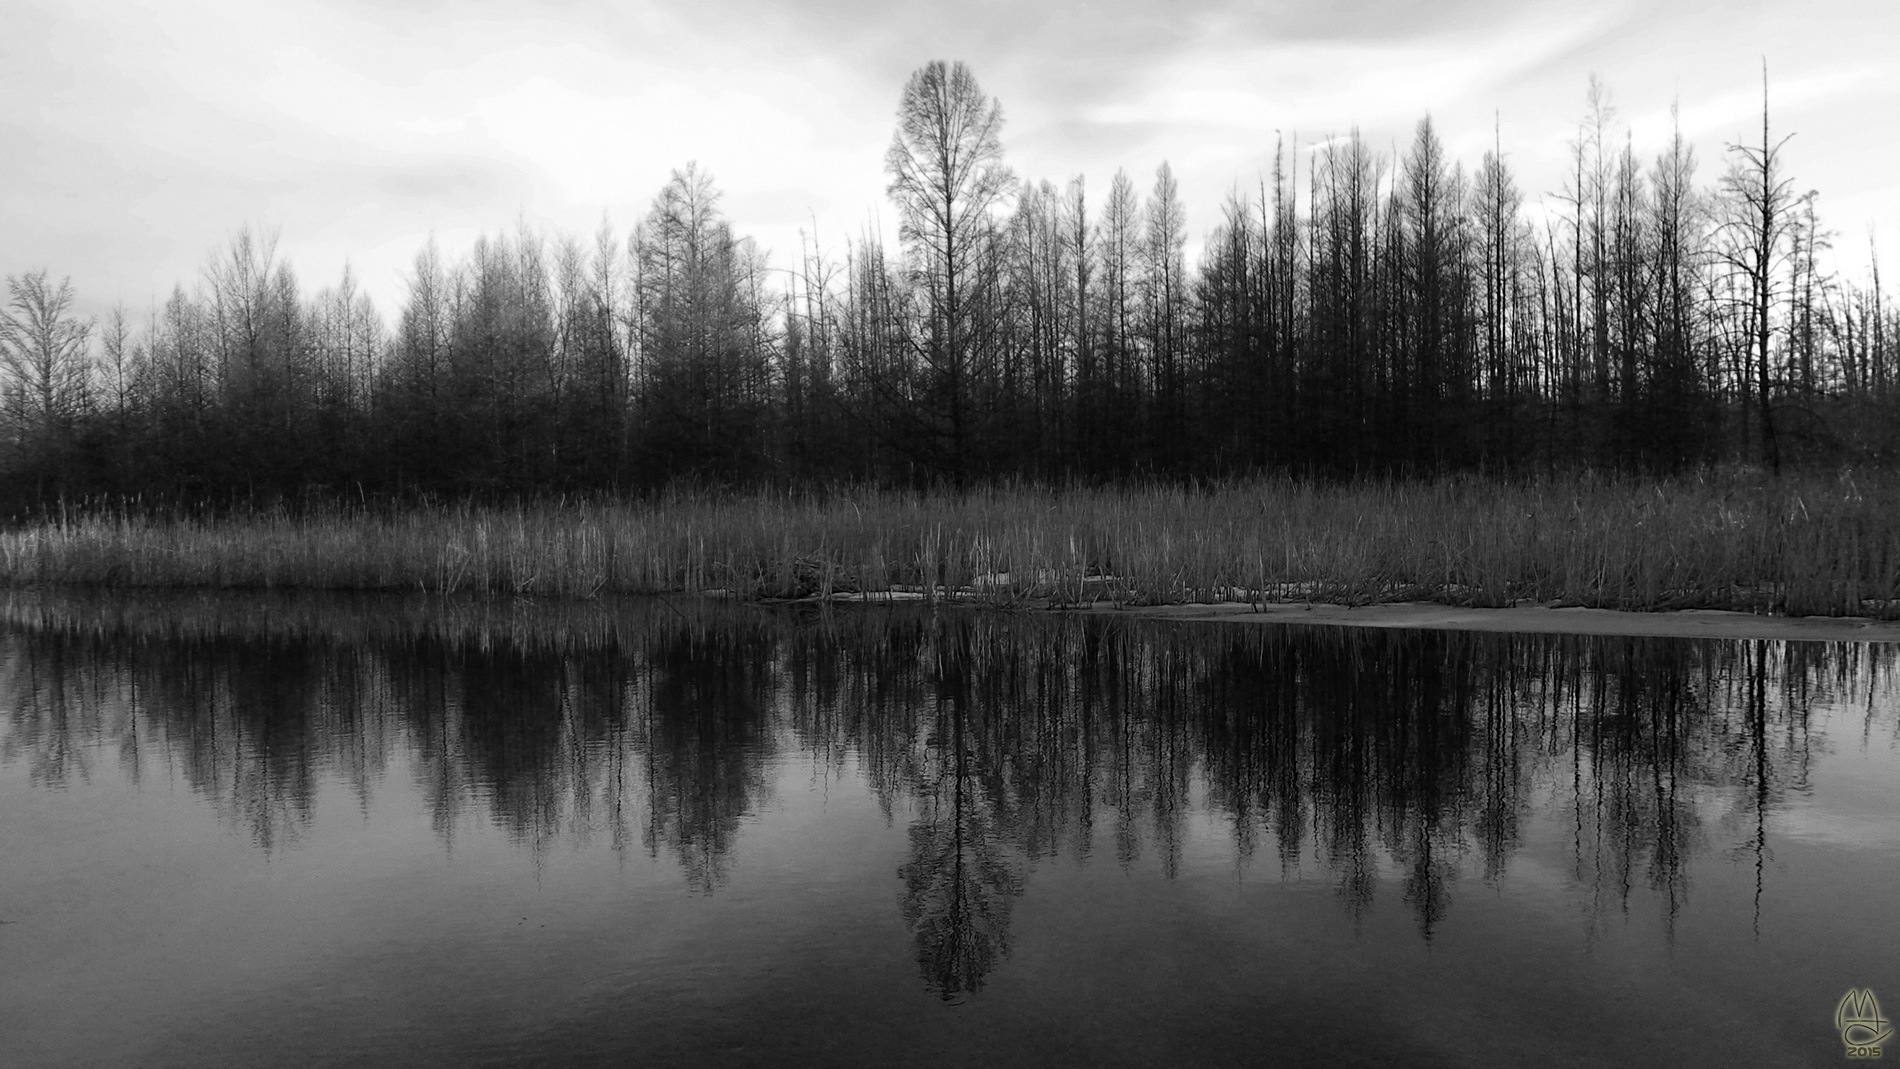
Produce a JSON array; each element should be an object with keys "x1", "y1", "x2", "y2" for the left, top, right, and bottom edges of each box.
[{"x1": 1, "y1": 592, "x2": 1896, "y2": 1067}]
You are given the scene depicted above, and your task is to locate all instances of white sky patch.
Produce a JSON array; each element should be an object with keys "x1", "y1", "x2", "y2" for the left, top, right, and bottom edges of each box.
[
  {"x1": 1087, "y1": 7, "x2": 1623, "y2": 133},
  {"x1": 1626, "y1": 65, "x2": 1891, "y2": 150},
  {"x1": 1299, "y1": 135, "x2": 1358, "y2": 157}
]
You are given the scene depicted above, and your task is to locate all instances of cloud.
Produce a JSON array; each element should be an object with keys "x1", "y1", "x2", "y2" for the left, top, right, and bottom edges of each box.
[
  {"x1": 1629, "y1": 64, "x2": 1895, "y2": 147},
  {"x1": 369, "y1": 158, "x2": 520, "y2": 203},
  {"x1": 3, "y1": 0, "x2": 1897, "y2": 316},
  {"x1": 1082, "y1": 6, "x2": 1628, "y2": 134}
]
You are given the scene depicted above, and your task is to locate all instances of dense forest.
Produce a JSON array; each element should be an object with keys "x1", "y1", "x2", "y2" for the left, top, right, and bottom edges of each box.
[{"x1": 1, "y1": 61, "x2": 1894, "y2": 511}]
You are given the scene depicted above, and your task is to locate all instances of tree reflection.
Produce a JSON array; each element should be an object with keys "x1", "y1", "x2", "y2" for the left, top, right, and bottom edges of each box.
[
  {"x1": 637, "y1": 621, "x2": 777, "y2": 891},
  {"x1": 893, "y1": 617, "x2": 1025, "y2": 999},
  {"x1": 1, "y1": 591, "x2": 1884, "y2": 992}
]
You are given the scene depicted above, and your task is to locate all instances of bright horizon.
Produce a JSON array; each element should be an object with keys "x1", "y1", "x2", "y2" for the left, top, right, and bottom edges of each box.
[{"x1": 7, "y1": 0, "x2": 1897, "y2": 322}]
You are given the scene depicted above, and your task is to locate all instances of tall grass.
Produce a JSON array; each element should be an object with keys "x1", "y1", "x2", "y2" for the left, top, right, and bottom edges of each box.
[{"x1": 4, "y1": 471, "x2": 1899, "y2": 617}]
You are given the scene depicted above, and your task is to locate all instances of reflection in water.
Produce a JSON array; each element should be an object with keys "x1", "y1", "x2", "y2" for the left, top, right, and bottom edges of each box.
[
  {"x1": 895, "y1": 618, "x2": 1026, "y2": 1000},
  {"x1": 1, "y1": 591, "x2": 1892, "y2": 998}
]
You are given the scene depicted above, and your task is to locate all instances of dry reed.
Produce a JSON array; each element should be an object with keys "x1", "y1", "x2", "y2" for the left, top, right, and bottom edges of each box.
[{"x1": 3, "y1": 471, "x2": 1897, "y2": 617}]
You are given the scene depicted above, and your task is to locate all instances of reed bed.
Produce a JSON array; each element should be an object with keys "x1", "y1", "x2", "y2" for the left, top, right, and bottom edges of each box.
[{"x1": 4, "y1": 471, "x2": 1899, "y2": 617}]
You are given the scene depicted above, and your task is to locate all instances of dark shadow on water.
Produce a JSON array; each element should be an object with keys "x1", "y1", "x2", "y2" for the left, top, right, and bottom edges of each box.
[{"x1": 1, "y1": 589, "x2": 1888, "y2": 997}]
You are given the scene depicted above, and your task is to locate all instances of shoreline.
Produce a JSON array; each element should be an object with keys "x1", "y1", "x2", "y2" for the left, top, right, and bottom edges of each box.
[
  {"x1": 1082, "y1": 600, "x2": 1900, "y2": 642},
  {"x1": 10, "y1": 582, "x2": 1900, "y2": 642},
  {"x1": 9, "y1": 477, "x2": 1900, "y2": 629}
]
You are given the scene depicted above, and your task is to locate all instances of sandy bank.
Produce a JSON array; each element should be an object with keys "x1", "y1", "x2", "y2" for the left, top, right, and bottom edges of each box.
[{"x1": 1085, "y1": 601, "x2": 1900, "y2": 643}]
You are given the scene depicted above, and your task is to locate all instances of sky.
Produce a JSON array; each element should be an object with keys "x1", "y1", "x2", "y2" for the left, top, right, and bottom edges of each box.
[{"x1": 4, "y1": 0, "x2": 1895, "y2": 322}]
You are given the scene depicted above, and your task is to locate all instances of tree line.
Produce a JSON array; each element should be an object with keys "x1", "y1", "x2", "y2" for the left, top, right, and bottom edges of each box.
[{"x1": 1, "y1": 61, "x2": 1894, "y2": 510}]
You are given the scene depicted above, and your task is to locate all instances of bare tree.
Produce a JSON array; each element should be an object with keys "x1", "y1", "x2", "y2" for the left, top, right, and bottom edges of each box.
[
  {"x1": 1581, "y1": 77, "x2": 1617, "y2": 405},
  {"x1": 885, "y1": 60, "x2": 1015, "y2": 483},
  {"x1": 0, "y1": 270, "x2": 93, "y2": 444},
  {"x1": 1646, "y1": 103, "x2": 1713, "y2": 464},
  {"x1": 97, "y1": 302, "x2": 138, "y2": 424},
  {"x1": 1718, "y1": 62, "x2": 1798, "y2": 472},
  {"x1": 1473, "y1": 129, "x2": 1522, "y2": 406},
  {"x1": 1398, "y1": 115, "x2": 1470, "y2": 468},
  {"x1": 1061, "y1": 175, "x2": 1094, "y2": 464},
  {"x1": 633, "y1": 163, "x2": 773, "y2": 480},
  {"x1": 1144, "y1": 161, "x2": 1188, "y2": 467},
  {"x1": 309, "y1": 264, "x2": 381, "y2": 416},
  {"x1": 204, "y1": 227, "x2": 295, "y2": 422},
  {"x1": 1096, "y1": 168, "x2": 1141, "y2": 472}
]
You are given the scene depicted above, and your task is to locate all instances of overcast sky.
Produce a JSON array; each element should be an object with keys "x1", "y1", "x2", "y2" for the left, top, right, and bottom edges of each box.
[{"x1": 4, "y1": 0, "x2": 1895, "y2": 320}]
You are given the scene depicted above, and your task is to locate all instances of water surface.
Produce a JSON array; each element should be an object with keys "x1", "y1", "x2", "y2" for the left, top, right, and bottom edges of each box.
[{"x1": 2, "y1": 592, "x2": 1896, "y2": 1067}]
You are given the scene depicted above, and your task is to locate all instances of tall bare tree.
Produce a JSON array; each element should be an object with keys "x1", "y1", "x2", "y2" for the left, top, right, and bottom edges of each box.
[
  {"x1": 1096, "y1": 168, "x2": 1142, "y2": 473},
  {"x1": 1719, "y1": 62, "x2": 1798, "y2": 472},
  {"x1": 633, "y1": 163, "x2": 774, "y2": 481},
  {"x1": 1646, "y1": 104, "x2": 1712, "y2": 465},
  {"x1": 885, "y1": 60, "x2": 1015, "y2": 483},
  {"x1": 1144, "y1": 162, "x2": 1188, "y2": 468},
  {"x1": 0, "y1": 270, "x2": 93, "y2": 448}
]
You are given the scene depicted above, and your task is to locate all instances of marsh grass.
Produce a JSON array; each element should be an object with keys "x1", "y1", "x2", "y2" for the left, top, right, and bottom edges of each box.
[{"x1": 5, "y1": 471, "x2": 1900, "y2": 617}]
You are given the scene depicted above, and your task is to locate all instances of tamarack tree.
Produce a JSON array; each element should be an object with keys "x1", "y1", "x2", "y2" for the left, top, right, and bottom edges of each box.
[
  {"x1": 882, "y1": 59, "x2": 1016, "y2": 486},
  {"x1": 0, "y1": 64, "x2": 1895, "y2": 511}
]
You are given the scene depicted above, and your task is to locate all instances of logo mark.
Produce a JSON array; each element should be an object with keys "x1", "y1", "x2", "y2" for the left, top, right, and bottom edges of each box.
[{"x1": 1838, "y1": 989, "x2": 1893, "y2": 1059}]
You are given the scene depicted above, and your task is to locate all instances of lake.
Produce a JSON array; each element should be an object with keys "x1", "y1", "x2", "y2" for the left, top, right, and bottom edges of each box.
[{"x1": 2, "y1": 591, "x2": 1896, "y2": 1067}]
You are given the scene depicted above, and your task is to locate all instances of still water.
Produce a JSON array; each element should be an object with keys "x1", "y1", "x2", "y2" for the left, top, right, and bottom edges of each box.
[{"x1": 1, "y1": 592, "x2": 1896, "y2": 1067}]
